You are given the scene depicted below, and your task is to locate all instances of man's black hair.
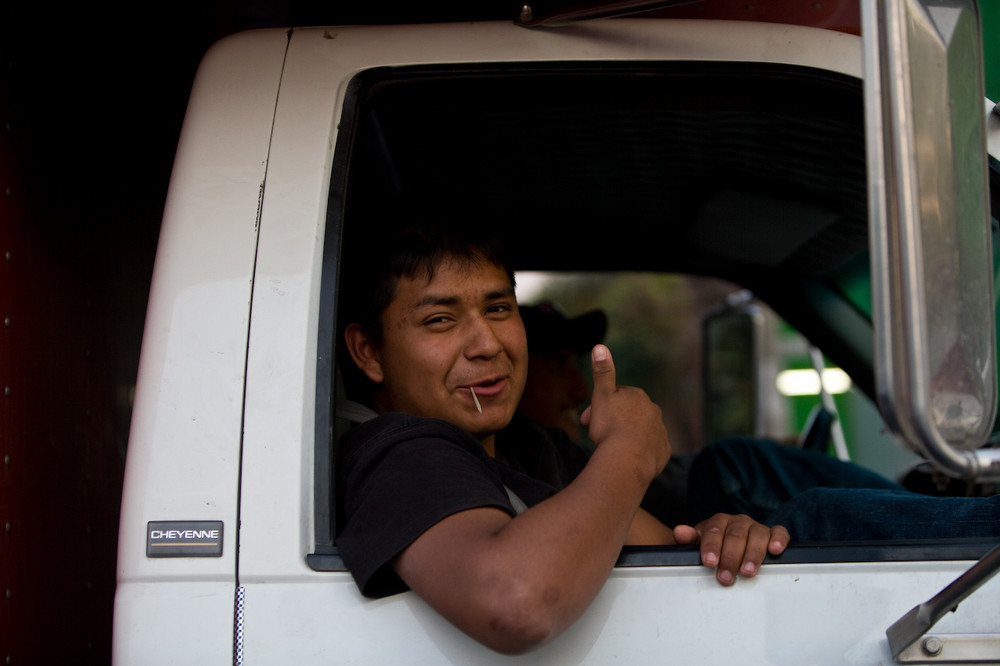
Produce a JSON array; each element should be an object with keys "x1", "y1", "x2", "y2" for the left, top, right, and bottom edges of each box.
[{"x1": 337, "y1": 197, "x2": 517, "y2": 405}]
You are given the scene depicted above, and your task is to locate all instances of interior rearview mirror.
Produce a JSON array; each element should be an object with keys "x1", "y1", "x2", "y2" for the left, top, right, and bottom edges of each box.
[{"x1": 863, "y1": 0, "x2": 999, "y2": 480}]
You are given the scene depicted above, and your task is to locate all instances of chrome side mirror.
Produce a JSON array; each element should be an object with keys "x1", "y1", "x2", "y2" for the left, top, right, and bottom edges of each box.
[{"x1": 863, "y1": 0, "x2": 999, "y2": 479}]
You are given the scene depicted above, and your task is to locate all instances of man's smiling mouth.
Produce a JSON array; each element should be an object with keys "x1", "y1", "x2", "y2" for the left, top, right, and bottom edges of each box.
[{"x1": 462, "y1": 376, "x2": 507, "y2": 409}]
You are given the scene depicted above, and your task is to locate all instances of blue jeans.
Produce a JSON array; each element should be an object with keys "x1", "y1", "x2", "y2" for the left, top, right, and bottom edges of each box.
[{"x1": 685, "y1": 438, "x2": 1000, "y2": 541}]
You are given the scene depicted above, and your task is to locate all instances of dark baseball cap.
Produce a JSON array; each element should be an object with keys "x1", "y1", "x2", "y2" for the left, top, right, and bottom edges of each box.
[{"x1": 520, "y1": 302, "x2": 607, "y2": 356}]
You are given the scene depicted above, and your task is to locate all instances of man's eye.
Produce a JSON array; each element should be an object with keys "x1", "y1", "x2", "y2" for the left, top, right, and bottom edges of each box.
[{"x1": 487, "y1": 303, "x2": 513, "y2": 315}]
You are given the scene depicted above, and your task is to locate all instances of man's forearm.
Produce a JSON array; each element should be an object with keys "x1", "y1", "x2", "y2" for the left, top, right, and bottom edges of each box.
[{"x1": 393, "y1": 444, "x2": 655, "y2": 654}]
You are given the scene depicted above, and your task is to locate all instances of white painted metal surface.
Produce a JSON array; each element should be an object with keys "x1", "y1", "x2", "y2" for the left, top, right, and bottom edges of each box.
[
  {"x1": 114, "y1": 19, "x2": 1000, "y2": 665},
  {"x1": 112, "y1": 29, "x2": 288, "y2": 664},
  {"x1": 237, "y1": 561, "x2": 1000, "y2": 664}
]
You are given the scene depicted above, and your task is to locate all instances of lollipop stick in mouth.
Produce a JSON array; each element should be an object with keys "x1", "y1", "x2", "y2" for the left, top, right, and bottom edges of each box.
[{"x1": 470, "y1": 387, "x2": 483, "y2": 413}]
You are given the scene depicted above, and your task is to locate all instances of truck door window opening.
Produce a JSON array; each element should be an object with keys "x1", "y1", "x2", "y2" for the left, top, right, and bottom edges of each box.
[{"x1": 308, "y1": 62, "x2": 1000, "y2": 571}]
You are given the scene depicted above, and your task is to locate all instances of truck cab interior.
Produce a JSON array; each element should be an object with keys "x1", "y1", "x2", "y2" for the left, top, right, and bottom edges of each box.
[{"x1": 314, "y1": 59, "x2": 1000, "y2": 569}]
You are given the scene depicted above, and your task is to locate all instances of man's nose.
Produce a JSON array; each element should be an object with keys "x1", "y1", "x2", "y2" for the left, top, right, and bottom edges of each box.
[{"x1": 464, "y1": 315, "x2": 504, "y2": 359}]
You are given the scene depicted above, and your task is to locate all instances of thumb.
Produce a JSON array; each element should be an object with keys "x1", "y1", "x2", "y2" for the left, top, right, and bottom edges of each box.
[
  {"x1": 589, "y1": 344, "x2": 617, "y2": 398},
  {"x1": 672, "y1": 524, "x2": 700, "y2": 545}
]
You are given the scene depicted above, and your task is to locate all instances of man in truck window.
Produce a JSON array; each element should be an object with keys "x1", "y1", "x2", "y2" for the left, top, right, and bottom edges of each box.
[{"x1": 334, "y1": 220, "x2": 790, "y2": 655}]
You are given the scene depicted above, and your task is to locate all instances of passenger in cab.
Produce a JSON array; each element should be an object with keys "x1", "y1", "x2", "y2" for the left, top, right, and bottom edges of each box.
[
  {"x1": 334, "y1": 219, "x2": 789, "y2": 655},
  {"x1": 517, "y1": 302, "x2": 605, "y2": 444},
  {"x1": 517, "y1": 301, "x2": 693, "y2": 527},
  {"x1": 516, "y1": 303, "x2": 1000, "y2": 542}
]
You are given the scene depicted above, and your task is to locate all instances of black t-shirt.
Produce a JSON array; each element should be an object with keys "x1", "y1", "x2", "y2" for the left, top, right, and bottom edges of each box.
[{"x1": 335, "y1": 412, "x2": 589, "y2": 598}]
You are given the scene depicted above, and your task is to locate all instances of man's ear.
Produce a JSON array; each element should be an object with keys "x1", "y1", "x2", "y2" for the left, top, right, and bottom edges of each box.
[{"x1": 344, "y1": 323, "x2": 385, "y2": 384}]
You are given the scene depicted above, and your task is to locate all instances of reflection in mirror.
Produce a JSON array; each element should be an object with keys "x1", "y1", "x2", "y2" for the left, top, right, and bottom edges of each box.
[{"x1": 863, "y1": 0, "x2": 999, "y2": 479}]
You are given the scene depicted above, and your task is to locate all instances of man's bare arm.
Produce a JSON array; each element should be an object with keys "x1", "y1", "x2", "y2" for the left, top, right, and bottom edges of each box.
[
  {"x1": 393, "y1": 344, "x2": 668, "y2": 654},
  {"x1": 392, "y1": 345, "x2": 790, "y2": 654}
]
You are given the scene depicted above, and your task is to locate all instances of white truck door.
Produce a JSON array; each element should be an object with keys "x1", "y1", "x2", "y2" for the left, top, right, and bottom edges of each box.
[{"x1": 232, "y1": 21, "x2": 1000, "y2": 665}]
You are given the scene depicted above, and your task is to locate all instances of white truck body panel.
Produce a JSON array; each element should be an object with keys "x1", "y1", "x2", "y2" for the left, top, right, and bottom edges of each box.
[
  {"x1": 237, "y1": 562, "x2": 1000, "y2": 665},
  {"x1": 114, "y1": 20, "x2": 1000, "y2": 664},
  {"x1": 113, "y1": 30, "x2": 288, "y2": 664}
]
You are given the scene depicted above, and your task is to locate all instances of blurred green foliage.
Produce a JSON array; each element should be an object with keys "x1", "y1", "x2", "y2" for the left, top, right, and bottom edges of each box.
[{"x1": 982, "y1": 3, "x2": 998, "y2": 102}]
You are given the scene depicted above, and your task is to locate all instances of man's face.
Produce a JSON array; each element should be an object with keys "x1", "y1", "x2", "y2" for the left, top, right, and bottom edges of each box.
[
  {"x1": 372, "y1": 258, "x2": 527, "y2": 441},
  {"x1": 519, "y1": 349, "x2": 591, "y2": 443}
]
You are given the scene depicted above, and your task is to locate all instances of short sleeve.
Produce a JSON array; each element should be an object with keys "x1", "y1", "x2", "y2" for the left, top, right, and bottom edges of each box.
[{"x1": 336, "y1": 414, "x2": 514, "y2": 598}]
